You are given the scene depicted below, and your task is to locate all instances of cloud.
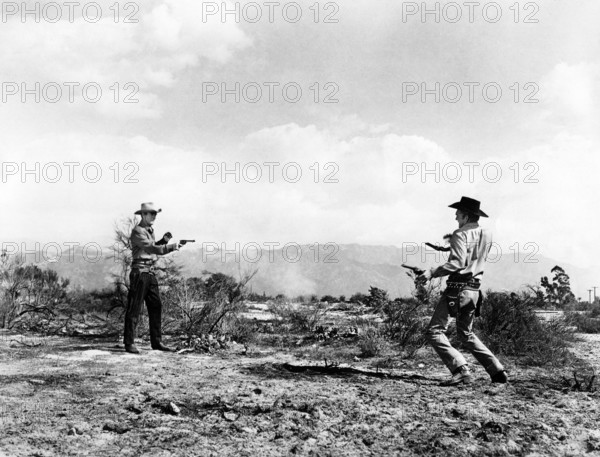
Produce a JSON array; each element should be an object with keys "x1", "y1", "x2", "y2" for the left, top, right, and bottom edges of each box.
[
  {"x1": 0, "y1": 121, "x2": 449, "y2": 245},
  {"x1": 539, "y1": 62, "x2": 600, "y2": 135},
  {"x1": 3, "y1": 110, "x2": 599, "y2": 269},
  {"x1": 0, "y1": 0, "x2": 252, "y2": 120}
]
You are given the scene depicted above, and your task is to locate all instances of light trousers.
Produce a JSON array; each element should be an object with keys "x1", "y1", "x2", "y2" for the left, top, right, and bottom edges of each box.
[{"x1": 426, "y1": 289, "x2": 504, "y2": 376}]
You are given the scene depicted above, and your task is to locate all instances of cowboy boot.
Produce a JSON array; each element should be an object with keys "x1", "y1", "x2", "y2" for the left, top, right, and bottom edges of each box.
[
  {"x1": 151, "y1": 342, "x2": 174, "y2": 352},
  {"x1": 125, "y1": 344, "x2": 140, "y2": 354},
  {"x1": 441, "y1": 365, "x2": 472, "y2": 386},
  {"x1": 491, "y1": 370, "x2": 508, "y2": 383}
]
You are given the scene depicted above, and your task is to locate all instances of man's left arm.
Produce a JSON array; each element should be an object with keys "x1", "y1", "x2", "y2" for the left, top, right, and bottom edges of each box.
[{"x1": 131, "y1": 227, "x2": 178, "y2": 256}]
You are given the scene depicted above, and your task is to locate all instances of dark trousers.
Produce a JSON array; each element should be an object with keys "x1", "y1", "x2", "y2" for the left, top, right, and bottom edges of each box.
[{"x1": 123, "y1": 269, "x2": 163, "y2": 347}]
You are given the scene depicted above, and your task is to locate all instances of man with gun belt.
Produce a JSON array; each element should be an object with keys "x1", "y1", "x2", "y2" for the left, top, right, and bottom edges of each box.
[
  {"x1": 414, "y1": 197, "x2": 507, "y2": 386},
  {"x1": 123, "y1": 202, "x2": 195, "y2": 354}
]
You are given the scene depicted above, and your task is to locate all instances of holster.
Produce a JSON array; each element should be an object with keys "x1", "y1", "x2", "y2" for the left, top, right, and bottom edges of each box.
[
  {"x1": 443, "y1": 274, "x2": 483, "y2": 318},
  {"x1": 443, "y1": 288, "x2": 461, "y2": 318}
]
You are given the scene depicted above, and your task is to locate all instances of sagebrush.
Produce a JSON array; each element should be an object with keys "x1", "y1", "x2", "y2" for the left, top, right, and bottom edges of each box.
[{"x1": 475, "y1": 291, "x2": 576, "y2": 366}]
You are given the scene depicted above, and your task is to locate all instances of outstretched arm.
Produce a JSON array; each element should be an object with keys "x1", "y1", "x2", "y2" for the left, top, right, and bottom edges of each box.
[{"x1": 131, "y1": 227, "x2": 178, "y2": 255}]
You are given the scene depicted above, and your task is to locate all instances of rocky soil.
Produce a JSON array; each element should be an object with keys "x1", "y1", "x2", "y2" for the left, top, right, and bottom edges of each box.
[{"x1": 0, "y1": 329, "x2": 599, "y2": 456}]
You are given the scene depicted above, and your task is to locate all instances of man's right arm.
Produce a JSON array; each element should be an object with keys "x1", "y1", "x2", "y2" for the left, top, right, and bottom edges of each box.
[{"x1": 430, "y1": 231, "x2": 467, "y2": 278}]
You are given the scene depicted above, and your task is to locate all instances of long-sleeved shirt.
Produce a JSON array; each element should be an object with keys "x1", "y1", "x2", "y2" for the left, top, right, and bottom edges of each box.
[
  {"x1": 130, "y1": 223, "x2": 177, "y2": 271},
  {"x1": 431, "y1": 222, "x2": 492, "y2": 279}
]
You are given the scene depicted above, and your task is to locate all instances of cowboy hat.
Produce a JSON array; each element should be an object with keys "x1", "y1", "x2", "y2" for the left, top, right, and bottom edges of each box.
[
  {"x1": 134, "y1": 202, "x2": 162, "y2": 215},
  {"x1": 448, "y1": 196, "x2": 488, "y2": 217}
]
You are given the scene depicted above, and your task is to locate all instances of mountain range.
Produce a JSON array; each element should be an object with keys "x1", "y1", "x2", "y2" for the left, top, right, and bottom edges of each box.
[{"x1": 42, "y1": 244, "x2": 599, "y2": 300}]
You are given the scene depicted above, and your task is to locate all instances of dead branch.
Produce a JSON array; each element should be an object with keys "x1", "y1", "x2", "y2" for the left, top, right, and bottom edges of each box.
[
  {"x1": 280, "y1": 362, "x2": 429, "y2": 381},
  {"x1": 10, "y1": 339, "x2": 42, "y2": 348}
]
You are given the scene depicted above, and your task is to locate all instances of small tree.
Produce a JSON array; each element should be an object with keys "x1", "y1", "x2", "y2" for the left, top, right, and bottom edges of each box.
[
  {"x1": 541, "y1": 266, "x2": 576, "y2": 308},
  {"x1": 366, "y1": 287, "x2": 389, "y2": 311},
  {"x1": 108, "y1": 217, "x2": 136, "y2": 313},
  {"x1": 349, "y1": 292, "x2": 368, "y2": 305}
]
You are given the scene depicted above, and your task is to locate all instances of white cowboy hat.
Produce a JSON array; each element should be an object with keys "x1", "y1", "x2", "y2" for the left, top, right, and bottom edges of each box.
[{"x1": 134, "y1": 202, "x2": 162, "y2": 215}]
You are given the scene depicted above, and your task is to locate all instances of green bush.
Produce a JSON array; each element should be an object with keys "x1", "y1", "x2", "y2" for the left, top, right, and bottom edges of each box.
[
  {"x1": 562, "y1": 301, "x2": 600, "y2": 312},
  {"x1": 475, "y1": 291, "x2": 576, "y2": 366},
  {"x1": 564, "y1": 311, "x2": 600, "y2": 333},
  {"x1": 161, "y1": 271, "x2": 256, "y2": 339},
  {"x1": 267, "y1": 301, "x2": 328, "y2": 332},
  {"x1": 1, "y1": 256, "x2": 71, "y2": 333},
  {"x1": 381, "y1": 298, "x2": 429, "y2": 356},
  {"x1": 349, "y1": 292, "x2": 368, "y2": 305},
  {"x1": 357, "y1": 286, "x2": 431, "y2": 357},
  {"x1": 223, "y1": 316, "x2": 257, "y2": 344},
  {"x1": 358, "y1": 326, "x2": 385, "y2": 358},
  {"x1": 365, "y1": 287, "x2": 389, "y2": 311}
]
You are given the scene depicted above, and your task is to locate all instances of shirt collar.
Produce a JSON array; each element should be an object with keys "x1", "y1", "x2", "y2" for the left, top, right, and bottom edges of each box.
[
  {"x1": 458, "y1": 222, "x2": 479, "y2": 232},
  {"x1": 139, "y1": 222, "x2": 154, "y2": 233}
]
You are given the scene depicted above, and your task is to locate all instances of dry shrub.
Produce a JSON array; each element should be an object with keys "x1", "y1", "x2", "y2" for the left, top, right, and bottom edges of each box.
[
  {"x1": 358, "y1": 326, "x2": 385, "y2": 358},
  {"x1": 380, "y1": 298, "x2": 429, "y2": 357},
  {"x1": 362, "y1": 279, "x2": 438, "y2": 358},
  {"x1": 162, "y1": 271, "x2": 257, "y2": 339},
  {"x1": 223, "y1": 316, "x2": 257, "y2": 344},
  {"x1": 0, "y1": 254, "x2": 70, "y2": 331},
  {"x1": 475, "y1": 291, "x2": 576, "y2": 366},
  {"x1": 564, "y1": 311, "x2": 600, "y2": 333},
  {"x1": 268, "y1": 301, "x2": 328, "y2": 332}
]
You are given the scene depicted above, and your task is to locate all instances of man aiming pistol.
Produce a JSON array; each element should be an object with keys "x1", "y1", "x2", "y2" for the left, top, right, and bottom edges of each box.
[
  {"x1": 416, "y1": 197, "x2": 507, "y2": 386},
  {"x1": 123, "y1": 203, "x2": 193, "y2": 354}
]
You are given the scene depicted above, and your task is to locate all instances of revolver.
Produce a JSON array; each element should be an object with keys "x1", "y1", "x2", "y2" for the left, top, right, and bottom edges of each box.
[
  {"x1": 156, "y1": 233, "x2": 195, "y2": 247},
  {"x1": 401, "y1": 264, "x2": 425, "y2": 276}
]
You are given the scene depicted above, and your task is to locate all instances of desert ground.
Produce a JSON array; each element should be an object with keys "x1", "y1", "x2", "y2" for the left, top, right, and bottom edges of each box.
[{"x1": 1, "y1": 304, "x2": 599, "y2": 457}]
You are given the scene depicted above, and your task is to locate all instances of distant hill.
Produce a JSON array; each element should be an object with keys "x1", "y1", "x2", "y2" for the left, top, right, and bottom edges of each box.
[{"x1": 44, "y1": 244, "x2": 599, "y2": 299}]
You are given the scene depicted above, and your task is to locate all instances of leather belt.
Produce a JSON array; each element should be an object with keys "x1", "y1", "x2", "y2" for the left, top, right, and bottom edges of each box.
[
  {"x1": 132, "y1": 259, "x2": 155, "y2": 266},
  {"x1": 446, "y1": 280, "x2": 481, "y2": 290},
  {"x1": 131, "y1": 261, "x2": 156, "y2": 274}
]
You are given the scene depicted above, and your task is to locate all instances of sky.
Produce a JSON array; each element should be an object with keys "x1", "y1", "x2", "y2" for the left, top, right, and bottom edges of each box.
[{"x1": 1, "y1": 0, "x2": 599, "y2": 281}]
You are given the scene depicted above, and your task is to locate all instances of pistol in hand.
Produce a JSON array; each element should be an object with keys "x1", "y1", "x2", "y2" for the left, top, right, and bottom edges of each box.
[{"x1": 401, "y1": 264, "x2": 425, "y2": 276}]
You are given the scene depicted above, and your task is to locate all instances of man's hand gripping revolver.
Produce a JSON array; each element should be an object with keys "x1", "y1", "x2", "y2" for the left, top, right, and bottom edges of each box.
[{"x1": 157, "y1": 232, "x2": 196, "y2": 250}]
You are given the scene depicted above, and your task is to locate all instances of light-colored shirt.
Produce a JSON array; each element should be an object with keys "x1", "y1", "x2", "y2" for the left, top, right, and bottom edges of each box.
[
  {"x1": 431, "y1": 222, "x2": 492, "y2": 279},
  {"x1": 131, "y1": 222, "x2": 176, "y2": 270}
]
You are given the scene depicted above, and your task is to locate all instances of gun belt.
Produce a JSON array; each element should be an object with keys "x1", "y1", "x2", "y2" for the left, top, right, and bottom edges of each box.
[{"x1": 446, "y1": 281, "x2": 481, "y2": 290}]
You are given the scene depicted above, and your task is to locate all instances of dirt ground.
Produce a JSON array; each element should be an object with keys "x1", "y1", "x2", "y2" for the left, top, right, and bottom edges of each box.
[{"x1": 1, "y1": 321, "x2": 600, "y2": 456}]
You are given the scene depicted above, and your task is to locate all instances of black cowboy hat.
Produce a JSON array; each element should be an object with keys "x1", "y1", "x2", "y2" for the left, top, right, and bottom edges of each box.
[{"x1": 448, "y1": 196, "x2": 488, "y2": 218}]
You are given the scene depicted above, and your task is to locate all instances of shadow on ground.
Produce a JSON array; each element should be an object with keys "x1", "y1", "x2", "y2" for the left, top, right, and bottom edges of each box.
[{"x1": 242, "y1": 362, "x2": 441, "y2": 384}]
